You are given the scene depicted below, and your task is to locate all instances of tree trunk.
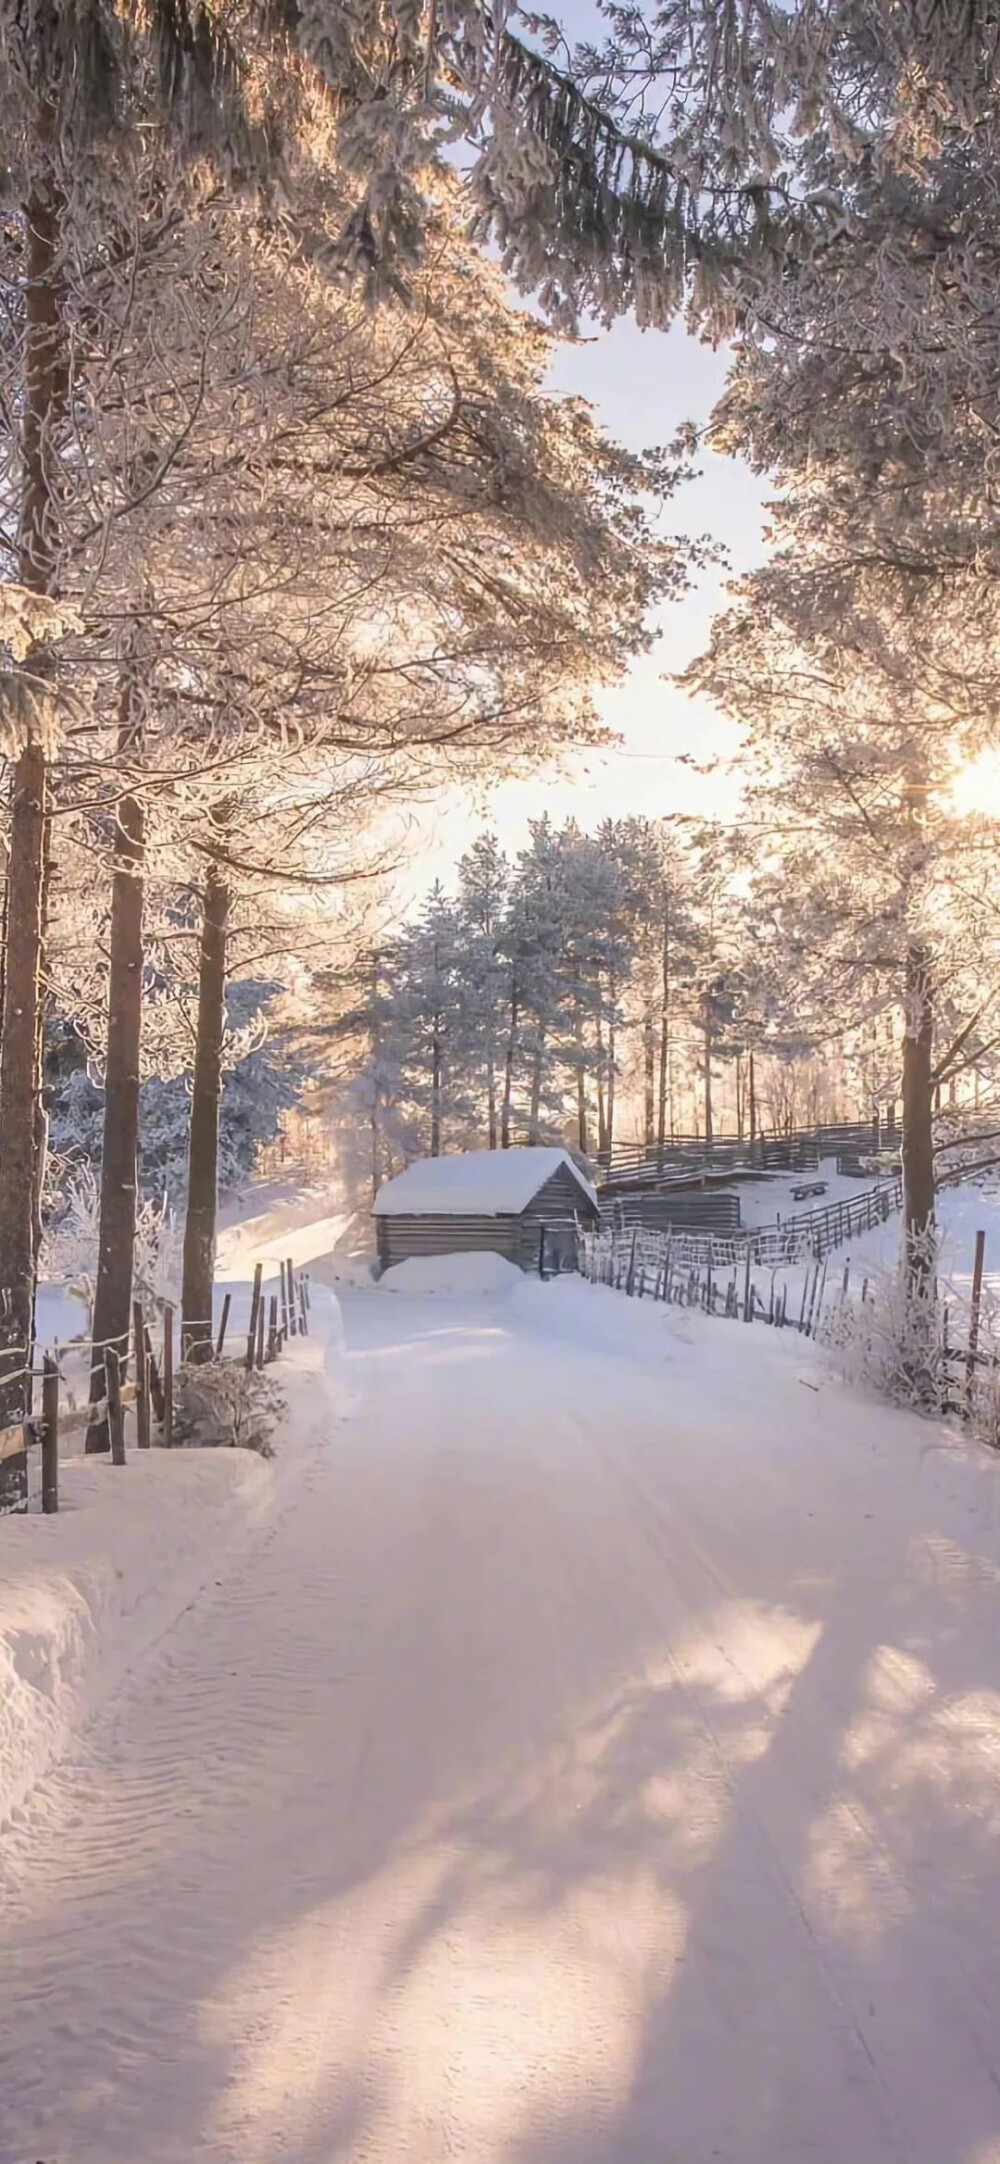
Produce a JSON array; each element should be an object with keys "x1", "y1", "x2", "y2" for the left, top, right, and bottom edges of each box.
[
  {"x1": 606, "y1": 999, "x2": 616, "y2": 1154},
  {"x1": 0, "y1": 182, "x2": 63, "y2": 1427},
  {"x1": 643, "y1": 1013, "x2": 655, "y2": 1147},
  {"x1": 87, "y1": 683, "x2": 145, "y2": 1450},
  {"x1": 430, "y1": 1014, "x2": 442, "y2": 1156},
  {"x1": 575, "y1": 1002, "x2": 589, "y2": 1155},
  {"x1": 748, "y1": 1047, "x2": 757, "y2": 1144},
  {"x1": 181, "y1": 860, "x2": 230, "y2": 1362},
  {"x1": 735, "y1": 1050, "x2": 744, "y2": 1141},
  {"x1": 529, "y1": 1031, "x2": 545, "y2": 1142},
  {"x1": 702, "y1": 995, "x2": 714, "y2": 1146},
  {"x1": 486, "y1": 1045, "x2": 497, "y2": 1149},
  {"x1": 500, "y1": 986, "x2": 518, "y2": 1148},
  {"x1": 657, "y1": 910, "x2": 670, "y2": 1149},
  {"x1": 901, "y1": 941, "x2": 935, "y2": 1288},
  {"x1": 595, "y1": 1016, "x2": 608, "y2": 1157}
]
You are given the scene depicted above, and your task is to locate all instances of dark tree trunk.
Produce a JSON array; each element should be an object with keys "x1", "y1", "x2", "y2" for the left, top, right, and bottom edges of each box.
[
  {"x1": 500, "y1": 986, "x2": 518, "y2": 1148},
  {"x1": 748, "y1": 1047, "x2": 757, "y2": 1144},
  {"x1": 181, "y1": 860, "x2": 230, "y2": 1362},
  {"x1": 88, "y1": 682, "x2": 145, "y2": 1450},
  {"x1": 901, "y1": 941, "x2": 935, "y2": 1288},
  {"x1": 575, "y1": 1004, "x2": 589, "y2": 1156},
  {"x1": 606, "y1": 996, "x2": 616, "y2": 1154},
  {"x1": 702, "y1": 995, "x2": 714, "y2": 1146},
  {"x1": 643, "y1": 1014, "x2": 655, "y2": 1148},
  {"x1": 486, "y1": 1046, "x2": 497, "y2": 1149},
  {"x1": 0, "y1": 182, "x2": 63, "y2": 1427},
  {"x1": 595, "y1": 1016, "x2": 608, "y2": 1157},
  {"x1": 430, "y1": 1017, "x2": 443, "y2": 1156},
  {"x1": 657, "y1": 909, "x2": 670, "y2": 1149},
  {"x1": 529, "y1": 1031, "x2": 545, "y2": 1142}
]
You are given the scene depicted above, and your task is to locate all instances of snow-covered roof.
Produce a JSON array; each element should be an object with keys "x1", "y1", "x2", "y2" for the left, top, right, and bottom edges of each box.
[{"x1": 373, "y1": 1147, "x2": 598, "y2": 1218}]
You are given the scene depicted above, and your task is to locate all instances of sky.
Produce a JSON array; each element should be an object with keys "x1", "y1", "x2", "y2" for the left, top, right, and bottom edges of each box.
[{"x1": 395, "y1": 311, "x2": 771, "y2": 909}]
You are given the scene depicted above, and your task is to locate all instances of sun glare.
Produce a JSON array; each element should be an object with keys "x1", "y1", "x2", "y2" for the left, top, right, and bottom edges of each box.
[{"x1": 951, "y1": 747, "x2": 1000, "y2": 817}]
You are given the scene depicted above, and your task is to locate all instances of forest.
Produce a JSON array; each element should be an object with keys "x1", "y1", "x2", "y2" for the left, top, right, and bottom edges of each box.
[{"x1": 1, "y1": 0, "x2": 999, "y2": 1432}]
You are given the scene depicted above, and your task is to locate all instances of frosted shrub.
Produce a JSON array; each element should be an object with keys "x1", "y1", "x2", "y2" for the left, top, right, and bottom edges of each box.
[
  {"x1": 39, "y1": 1165, "x2": 101, "y2": 1325},
  {"x1": 172, "y1": 1362, "x2": 285, "y2": 1457},
  {"x1": 824, "y1": 1229, "x2": 1000, "y2": 1449},
  {"x1": 823, "y1": 1251, "x2": 945, "y2": 1415}
]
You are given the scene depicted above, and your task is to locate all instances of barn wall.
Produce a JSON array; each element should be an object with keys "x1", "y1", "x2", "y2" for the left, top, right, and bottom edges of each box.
[
  {"x1": 603, "y1": 1190, "x2": 741, "y2": 1234},
  {"x1": 377, "y1": 1214, "x2": 523, "y2": 1270},
  {"x1": 518, "y1": 1164, "x2": 598, "y2": 1269},
  {"x1": 375, "y1": 1165, "x2": 598, "y2": 1275}
]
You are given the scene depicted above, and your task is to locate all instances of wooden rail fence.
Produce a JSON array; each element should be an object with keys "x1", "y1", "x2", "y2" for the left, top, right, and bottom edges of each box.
[{"x1": 0, "y1": 1265, "x2": 311, "y2": 1517}]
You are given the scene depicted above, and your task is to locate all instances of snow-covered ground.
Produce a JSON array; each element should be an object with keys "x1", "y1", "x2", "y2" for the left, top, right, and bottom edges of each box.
[
  {"x1": 731, "y1": 1155, "x2": 885, "y2": 1229},
  {"x1": 4, "y1": 1231, "x2": 1000, "y2": 2163}
]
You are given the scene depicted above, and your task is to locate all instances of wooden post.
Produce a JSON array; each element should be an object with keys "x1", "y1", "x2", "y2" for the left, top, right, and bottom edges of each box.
[
  {"x1": 163, "y1": 1304, "x2": 174, "y2": 1449},
  {"x1": 625, "y1": 1226, "x2": 638, "y2": 1296},
  {"x1": 286, "y1": 1257, "x2": 297, "y2": 1334},
  {"x1": 743, "y1": 1247, "x2": 752, "y2": 1323},
  {"x1": 279, "y1": 1260, "x2": 290, "y2": 1340},
  {"x1": 267, "y1": 1294, "x2": 278, "y2": 1363},
  {"x1": 215, "y1": 1291, "x2": 231, "y2": 1360},
  {"x1": 966, "y1": 1229, "x2": 987, "y2": 1407},
  {"x1": 133, "y1": 1300, "x2": 150, "y2": 1449},
  {"x1": 256, "y1": 1292, "x2": 265, "y2": 1371},
  {"x1": 538, "y1": 1223, "x2": 547, "y2": 1278},
  {"x1": 302, "y1": 1273, "x2": 311, "y2": 1311},
  {"x1": 246, "y1": 1262, "x2": 263, "y2": 1373},
  {"x1": 41, "y1": 1352, "x2": 59, "y2": 1513},
  {"x1": 106, "y1": 1346, "x2": 126, "y2": 1466},
  {"x1": 145, "y1": 1324, "x2": 165, "y2": 1424},
  {"x1": 798, "y1": 1268, "x2": 811, "y2": 1333},
  {"x1": 298, "y1": 1276, "x2": 308, "y2": 1335}
]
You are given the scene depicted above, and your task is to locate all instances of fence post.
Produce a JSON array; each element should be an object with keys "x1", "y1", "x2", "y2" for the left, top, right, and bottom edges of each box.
[
  {"x1": 743, "y1": 1248, "x2": 752, "y2": 1322},
  {"x1": 966, "y1": 1229, "x2": 987, "y2": 1411},
  {"x1": 538, "y1": 1224, "x2": 547, "y2": 1279},
  {"x1": 279, "y1": 1259, "x2": 290, "y2": 1340},
  {"x1": 298, "y1": 1276, "x2": 309, "y2": 1334},
  {"x1": 267, "y1": 1294, "x2": 278, "y2": 1362},
  {"x1": 163, "y1": 1305, "x2": 174, "y2": 1449},
  {"x1": 106, "y1": 1347, "x2": 126, "y2": 1466},
  {"x1": 144, "y1": 1324, "x2": 165, "y2": 1425},
  {"x1": 246, "y1": 1262, "x2": 263, "y2": 1374},
  {"x1": 256, "y1": 1293, "x2": 266, "y2": 1370},
  {"x1": 215, "y1": 1291, "x2": 232, "y2": 1360},
  {"x1": 133, "y1": 1301, "x2": 150, "y2": 1450},
  {"x1": 625, "y1": 1227, "x2": 638, "y2": 1296},
  {"x1": 41, "y1": 1353, "x2": 59, "y2": 1513},
  {"x1": 286, "y1": 1256, "x2": 297, "y2": 1335}
]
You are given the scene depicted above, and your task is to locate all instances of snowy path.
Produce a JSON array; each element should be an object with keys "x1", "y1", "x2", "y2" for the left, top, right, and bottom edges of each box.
[{"x1": 4, "y1": 1280, "x2": 1000, "y2": 2163}]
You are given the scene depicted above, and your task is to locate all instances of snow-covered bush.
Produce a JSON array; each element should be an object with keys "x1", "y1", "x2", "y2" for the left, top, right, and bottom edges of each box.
[
  {"x1": 172, "y1": 1362, "x2": 285, "y2": 1456},
  {"x1": 823, "y1": 1252, "x2": 946, "y2": 1415},
  {"x1": 41, "y1": 1170, "x2": 181, "y2": 1322},
  {"x1": 39, "y1": 1163, "x2": 101, "y2": 1325},
  {"x1": 823, "y1": 1232, "x2": 1000, "y2": 1448}
]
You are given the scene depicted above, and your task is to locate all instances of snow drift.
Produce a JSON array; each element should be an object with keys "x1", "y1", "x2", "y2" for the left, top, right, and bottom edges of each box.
[{"x1": 378, "y1": 1251, "x2": 522, "y2": 1295}]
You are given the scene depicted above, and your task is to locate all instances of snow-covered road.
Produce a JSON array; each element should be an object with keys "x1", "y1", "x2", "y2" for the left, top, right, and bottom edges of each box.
[{"x1": 4, "y1": 1278, "x2": 1000, "y2": 2164}]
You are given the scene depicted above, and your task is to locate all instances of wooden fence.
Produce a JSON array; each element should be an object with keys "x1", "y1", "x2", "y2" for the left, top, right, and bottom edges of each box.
[
  {"x1": 0, "y1": 1259, "x2": 311, "y2": 1518},
  {"x1": 594, "y1": 1116, "x2": 903, "y2": 1190},
  {"x1": 583, "y1": 1174, "x2": 900, "y2": 1284},
  {"x1": 577, "y1": 1218, "x2": 844, "y2": 1336}
]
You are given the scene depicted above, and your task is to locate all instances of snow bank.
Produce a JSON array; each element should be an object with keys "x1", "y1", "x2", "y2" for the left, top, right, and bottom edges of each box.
[
  {"x1": 0, "y1": 1343, "x2": 336, "y2": 1831},
  {"x1": 378, "y1": 1250, "x2": 522, "y2": 1295}
]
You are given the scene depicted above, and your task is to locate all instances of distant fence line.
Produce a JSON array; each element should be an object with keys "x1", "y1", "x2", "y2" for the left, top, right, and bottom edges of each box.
[
  {"x1": 594, "y1": 1118, "x2": 898, "y2": 1190},
  {"x1": 581, "y1": 1174, "x2": 902, "y2": 1282}
]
